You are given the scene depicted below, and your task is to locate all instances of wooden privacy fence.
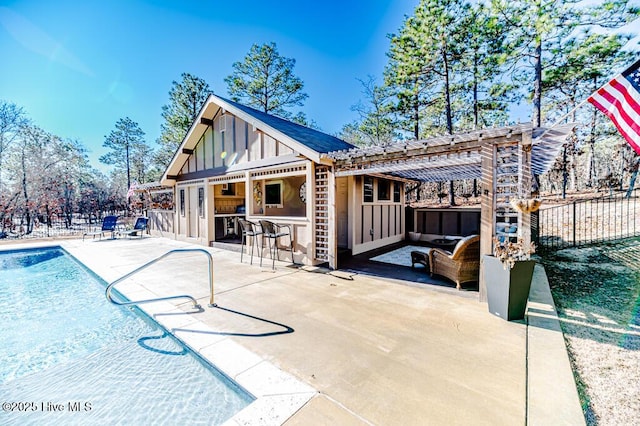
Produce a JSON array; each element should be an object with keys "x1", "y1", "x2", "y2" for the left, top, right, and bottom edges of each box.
[
  {"x1": 147, "y1": 209, "x2": 175, "y2": 235},
  {"x1": 535, "y1": 188, "x2": 640, "y2": 250}
]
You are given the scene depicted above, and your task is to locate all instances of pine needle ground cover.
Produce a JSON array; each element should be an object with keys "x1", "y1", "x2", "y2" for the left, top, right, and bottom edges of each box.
[{"x1": 541, "y1": 238, "x2": 640, "y2": 425}]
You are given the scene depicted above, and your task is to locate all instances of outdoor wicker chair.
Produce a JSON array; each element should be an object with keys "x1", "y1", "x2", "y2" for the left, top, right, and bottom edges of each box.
[{"x1": 428, "y1": 234, "x2": 480, "y2": 290}]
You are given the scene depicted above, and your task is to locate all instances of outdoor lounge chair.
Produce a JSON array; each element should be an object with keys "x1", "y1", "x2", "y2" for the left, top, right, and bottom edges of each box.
[
  {"x1": 428, "y1": 234, "x2": 480, "y2": 290},
  {"x1": 118, "y1": 217, "x2": 148, "y2": 239},
  {"x1": 83, "y1": 215, "x2": 119, "y2": 241}
]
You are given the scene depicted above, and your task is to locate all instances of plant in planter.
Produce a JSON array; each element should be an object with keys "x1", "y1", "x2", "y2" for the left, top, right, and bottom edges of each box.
[
  {"x1": 483, "y1": 237, "x2": 536, "y2": 321},
  {"x1": 493, "y1": 237, "x2": 536, "y2": 270}
]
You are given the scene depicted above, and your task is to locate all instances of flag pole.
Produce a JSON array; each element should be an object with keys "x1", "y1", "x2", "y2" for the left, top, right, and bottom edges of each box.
[
  {"x1": 543, "y1": 97, "x2": 591, "y2": 132},
  {"x1": 536, "y1": 94, "x2": 595, "y2": 141},
  {"x1": 538, "y1": 57, "x2": 640, "y2": 139}
]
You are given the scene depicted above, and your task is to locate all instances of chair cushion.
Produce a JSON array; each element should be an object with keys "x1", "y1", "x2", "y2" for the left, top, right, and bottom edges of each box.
[{"x1": 451, "y1": 234, "x2": 479, "y2": 256}]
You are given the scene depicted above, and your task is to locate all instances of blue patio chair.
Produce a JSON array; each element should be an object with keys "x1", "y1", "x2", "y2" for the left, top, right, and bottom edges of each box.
[
  {"x1": 83, "y1": 215, "x2": 119, "y2": 241},
  {"x1": 118, "y1": 217, "x2": 149, "y2": 239}
]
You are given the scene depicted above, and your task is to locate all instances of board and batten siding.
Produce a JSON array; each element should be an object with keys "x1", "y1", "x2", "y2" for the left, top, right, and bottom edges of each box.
[
  {"x1": 351, "y1": 175, "x2": 405, "y2": 256},
  {"x1": 178, "y1": 112, "x2": 298, "y2": 178}
]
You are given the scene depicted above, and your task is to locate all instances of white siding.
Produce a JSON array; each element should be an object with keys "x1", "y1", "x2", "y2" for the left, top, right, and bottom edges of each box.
[
  {"x1": 195, "y1": 137, "x2": 204, "y2": 171},
  {"x1": 204, "y1": 128, "x2": 213, "y2": 169}
]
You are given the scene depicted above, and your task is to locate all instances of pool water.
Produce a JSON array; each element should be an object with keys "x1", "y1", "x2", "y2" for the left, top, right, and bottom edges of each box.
[{"x1": 0, "y1": 247, "x2": 253, "y2": 425}]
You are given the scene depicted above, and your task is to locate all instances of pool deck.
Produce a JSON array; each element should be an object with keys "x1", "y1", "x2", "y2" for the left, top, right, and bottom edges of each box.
[{"x1": 3, "y1": 237, "x2": 584, "y2": 425}]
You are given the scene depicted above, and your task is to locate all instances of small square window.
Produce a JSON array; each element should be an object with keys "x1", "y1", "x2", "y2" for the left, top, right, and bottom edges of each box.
[
  {"x1": 393, "y1": 182, "x2": 401, "y2": 203},
  {"x1": 265, "y1": 180, "x2": 283, "y2": 208},
  {"x1": 377, "y1": 179, "x2": 390, "y2": 201},
  {"x1": 363, "y1": 176, "x2": 374, "y2": 203}
]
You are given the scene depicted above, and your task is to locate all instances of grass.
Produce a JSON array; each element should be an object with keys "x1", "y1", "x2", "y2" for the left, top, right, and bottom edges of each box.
[{"x1": 540, "y1": 238, "x2": 640, "y2": 425}]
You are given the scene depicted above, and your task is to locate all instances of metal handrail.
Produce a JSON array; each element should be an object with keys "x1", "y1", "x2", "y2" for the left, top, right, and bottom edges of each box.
[{"x1": 105, "y1": 248, "x2": 216, "y2": 310}]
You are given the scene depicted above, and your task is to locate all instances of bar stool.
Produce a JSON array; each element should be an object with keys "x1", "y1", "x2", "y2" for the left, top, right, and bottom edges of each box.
[
  {"x1": 238, "y1": 219, "x2": 263, "y2": 265},
  {"x1": 259, "y1": 220, "x2": 293, "y2": 269}
]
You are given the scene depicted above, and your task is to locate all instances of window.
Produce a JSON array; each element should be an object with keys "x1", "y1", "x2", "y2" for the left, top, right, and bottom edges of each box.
[
  {"x1": 179, "y1": 189, "x2": 185, "y2": 216},
  {"x1": 198, "y1": 187, "x2": 204, "y2": 217},
  {"x1": 377, "y1": 179, "x2": 390, "y2": 201},
  {"x1": 264, "y1": 180, "x2": 283, "y2": 208},
  {"x1": 363, "y1": 176, "x2": 374, "y2": 203},
  {"x1": 393, "y1": 182, "x2": 401, "y2": 203},
  {"x1": 221, "y1": 183, "x2": 235, "y2": 196}
]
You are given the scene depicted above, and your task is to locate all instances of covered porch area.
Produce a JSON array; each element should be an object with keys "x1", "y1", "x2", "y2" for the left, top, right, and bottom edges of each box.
[{"x1": 326, "y1": 123, "x2": 574, "y2": 300}]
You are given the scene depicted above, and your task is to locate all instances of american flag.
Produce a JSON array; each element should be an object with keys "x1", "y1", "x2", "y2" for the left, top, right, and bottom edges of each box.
[
  {"x1": 588, "y1": 59, "x2": 640, "y2": 155},
  {"x1": 126, "y1": 182, "x2": 137, "y2": 199}
]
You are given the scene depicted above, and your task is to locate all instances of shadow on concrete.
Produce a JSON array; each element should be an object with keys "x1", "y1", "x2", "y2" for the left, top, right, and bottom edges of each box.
[
  {"x1": 337, "y1": 242, "x2": 479, "y2": 293},
  {"x1": 172, "y1": 305, "x2": 294, "y2": 338},
  {"x1": 539, "y1": 239, "x2": 640, "y2": 351}
]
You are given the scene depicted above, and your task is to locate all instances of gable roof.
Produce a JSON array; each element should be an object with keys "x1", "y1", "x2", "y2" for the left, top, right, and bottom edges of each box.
[
  {"x1": 161, "y1": 94, "x2": 355, "y2": 185},
  {"x1": 217, "y1": 96, "x2": 355, "y2": 153}
]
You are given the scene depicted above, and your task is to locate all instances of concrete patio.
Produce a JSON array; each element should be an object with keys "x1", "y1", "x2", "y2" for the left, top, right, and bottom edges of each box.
[{"x1": 4, "y1": 236, "x2": 584, "y2": 425}]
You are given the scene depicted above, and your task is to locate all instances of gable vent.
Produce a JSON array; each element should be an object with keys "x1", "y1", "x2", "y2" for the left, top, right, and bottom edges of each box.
[{"x1": 219, "y1": 114, "x2": 227, "y2": 132}]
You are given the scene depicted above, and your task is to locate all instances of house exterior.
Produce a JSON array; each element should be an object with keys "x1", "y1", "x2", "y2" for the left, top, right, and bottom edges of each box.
[
  {"x1": 155, "y1": 94, "x2": 574, "y2": 297},
  {"x1": 158, "y1": 94, "x2": 406, "y2": 268}
]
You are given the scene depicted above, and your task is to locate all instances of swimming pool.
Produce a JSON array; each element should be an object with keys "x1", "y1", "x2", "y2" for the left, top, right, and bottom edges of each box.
[{"x1": 0, "y1": 246, "x2": 253, "y2": 425}]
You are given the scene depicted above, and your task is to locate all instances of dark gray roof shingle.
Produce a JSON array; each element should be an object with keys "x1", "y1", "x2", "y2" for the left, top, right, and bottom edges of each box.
[{"x1": 217, "y1": 96, "x2": 355, "y2": 153}]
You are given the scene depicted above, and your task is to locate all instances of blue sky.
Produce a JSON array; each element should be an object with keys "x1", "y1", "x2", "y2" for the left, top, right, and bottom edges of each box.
[
  {"x1": 0, "y1": 0, "x2": 417, "y2": 171},
  {"x1": 1, "y1": 0, "x2": 639, "y2": 173}
]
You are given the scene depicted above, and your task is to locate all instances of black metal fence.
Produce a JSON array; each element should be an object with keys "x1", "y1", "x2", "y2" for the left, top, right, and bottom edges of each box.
[
  {"x1": 536, "y1": 188, "x2": 640, "y2": 251},
  {"x1": 0, "y1": 212, "x2": 133, "y2": 241}
]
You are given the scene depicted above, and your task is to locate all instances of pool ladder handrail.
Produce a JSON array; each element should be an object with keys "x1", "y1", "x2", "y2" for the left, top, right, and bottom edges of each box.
[{"x1": 106, "y1": 248, "x2": 216, "y2": 310}]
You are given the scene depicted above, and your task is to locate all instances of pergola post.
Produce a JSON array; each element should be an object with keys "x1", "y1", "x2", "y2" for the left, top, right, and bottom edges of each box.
[
  {"x1": 479, "y1": 140, "x2": 495, "y2": 303},
  {"x1": 518, "y1": 130, "x2": 533, "y2": 248},
  {"x1": 327, "y1": 165, "x2": 337, "y2": 269}
]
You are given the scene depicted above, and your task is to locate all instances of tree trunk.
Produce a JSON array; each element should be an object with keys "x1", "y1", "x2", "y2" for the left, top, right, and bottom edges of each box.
[
  {"x1": 626, "y1": 158, "x2": 639, "y2": 198},
  {"x1": 441, "y1": 39, "x2": 455, "y2": 206},
  {"x1": 413, "y1": 93, "x2": 420, "y2": 140},
  {"x1": 20, "y1": 147, "x2": 31, "y2": 234},
  {"x1": 532, "y1": 39, "x2": 543, "y2": 127},
  {"x1": 562, "y1": 145, "x2": 567, "y2": 199},
  {"x1": 125, "y1": 142, "x2": 131, "y2": 195},
  {"x1": 620, "y1": 147, "x2": 625, "y2": 192},
  {"x1": 473, "y1": 53, "x2": 479, "y2": 128},
  {"x1": 449, "y1": 180, "x2": 456, "y2": 206},
  {"x1": 442, "y1": 41, "x2": 453, "y2": 134},
  {"x1": 587, "y1": 77, "x2": 599, "y2": 187}
]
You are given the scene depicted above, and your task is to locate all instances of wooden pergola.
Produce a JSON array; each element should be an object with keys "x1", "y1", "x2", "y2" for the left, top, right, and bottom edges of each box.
[{"x1": 325, "y1": 123, "x2": 574, "y2": 300}]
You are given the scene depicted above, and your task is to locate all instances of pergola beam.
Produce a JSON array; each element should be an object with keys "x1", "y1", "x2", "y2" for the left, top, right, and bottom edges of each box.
[{"x1": 326, "y1": 123, "x2": 572, "y2": 303}]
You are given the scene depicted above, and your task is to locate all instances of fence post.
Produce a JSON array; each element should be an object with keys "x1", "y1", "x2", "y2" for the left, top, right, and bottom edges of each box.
[{"x1": 572, "y1": 201, "x2": 576, "y2": 247}]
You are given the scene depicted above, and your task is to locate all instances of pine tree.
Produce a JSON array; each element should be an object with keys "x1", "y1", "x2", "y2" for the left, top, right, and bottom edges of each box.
[
  {"x1": 100, "y1": 117, "x2": 149, "y2": 194},
  {"x1": 491, "y1": 0, "x2": 638, "y2": 127},
  {"x1": 348, "y1": 76, "x2": 397, "y2": 146},
  {"x1": 543, "y1": 32, "x2": 635, "y2": 194},
  {"x1": 224, "y1": 42, "x2": 308, "y2": 119},
  {"x1": 155, "y1": 73, "x2": 211, "y2": 169}
]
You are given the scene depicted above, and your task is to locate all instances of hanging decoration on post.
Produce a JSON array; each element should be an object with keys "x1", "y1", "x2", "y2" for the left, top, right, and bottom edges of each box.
[
  {"x1": 253, "y1": 182, "x2": 262, "y2": 206},
  {"x1": 509, "y1": 143, "x2": 542, "y2": 213},
  {"x1": 510, "y1": 197, "x2": 542, "y2": 213}
]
